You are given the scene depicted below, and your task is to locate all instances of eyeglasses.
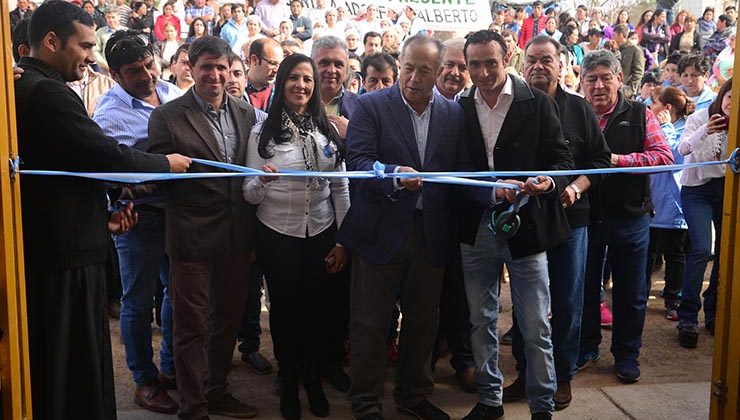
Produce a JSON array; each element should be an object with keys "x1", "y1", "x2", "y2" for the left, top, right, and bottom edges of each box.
[
  {"x1": 108, "y1": 33, "x2": 150, "y2": 55},
  {"x1": 258, "y1": 55, "x2": 280, "y2": 68}
]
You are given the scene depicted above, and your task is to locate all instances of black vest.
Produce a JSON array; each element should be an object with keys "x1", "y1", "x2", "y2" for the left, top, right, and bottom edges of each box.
[{"x1": 590, "y1": 94, "x2": 653, "y2": 222}]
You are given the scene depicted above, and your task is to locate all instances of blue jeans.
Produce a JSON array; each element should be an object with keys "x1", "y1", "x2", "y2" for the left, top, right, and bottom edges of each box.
[
  {"x1": 678, "y1": 178, "x2": 723, "y2": 327},
  {"x1": 581, "y1": 215, "x2": 649, "y2": 362},
  {"x1": 513, "y1": 226, "x2": 587, "y2": 382},
  {"x1": 461, "y1": 218, "x2": 555, "y2": 413},
  {"x1": 115, "y1": 209, "x2": 174, "y2": 385},
  {"x1": 238, "y1": 264, "x2": 264, "y2": 354}
]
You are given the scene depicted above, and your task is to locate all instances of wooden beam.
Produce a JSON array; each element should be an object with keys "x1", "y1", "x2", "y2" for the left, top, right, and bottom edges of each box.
[
  {"x1": 0, "y1": 0, "x2": 33, "y2": 418},
  {"x1": 710, "y1": 51, "x2": 740, "y2": 420}
]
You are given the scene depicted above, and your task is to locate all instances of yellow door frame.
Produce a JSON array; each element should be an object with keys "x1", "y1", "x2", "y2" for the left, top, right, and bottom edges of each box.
[
  {"x1": 1, "y1": 1, "x2": 740, "y2": 419},
  {"x1": 0, "y1": 0, "x2": 33, "y2": 418},
  {"x1": 710, "y1": 53, "x2": 740, "y2": 420}
]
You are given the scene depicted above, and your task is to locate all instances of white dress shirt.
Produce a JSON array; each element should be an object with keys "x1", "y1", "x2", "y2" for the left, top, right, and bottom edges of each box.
[
  {"x1": 474, "y1": 75, "x2": 515, "y2": 171},
  {"x1": 243, "y1": 122, "x2": 350, "y2": 239}
]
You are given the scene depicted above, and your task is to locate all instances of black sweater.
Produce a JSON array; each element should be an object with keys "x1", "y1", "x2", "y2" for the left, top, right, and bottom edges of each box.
[
  {"x1": 15, "y1": 57, "x2": 169, "y2": 270},
  {"x1": 553, "y1": 86, "x2": 612, "y2": 228}
]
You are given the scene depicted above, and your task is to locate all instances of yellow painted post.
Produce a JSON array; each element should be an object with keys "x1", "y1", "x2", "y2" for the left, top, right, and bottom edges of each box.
[
  {"x1": 709, "y1": 53, "x2": 740, "y2": 419},
  {"x1": 0, "y1": 0, "x2": 33, "y2": 418}
]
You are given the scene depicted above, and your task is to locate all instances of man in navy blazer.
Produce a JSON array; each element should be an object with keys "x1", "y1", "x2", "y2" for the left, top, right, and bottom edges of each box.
[{"x1": 337, "y1": 35, "x2": 489, "y2": 420}]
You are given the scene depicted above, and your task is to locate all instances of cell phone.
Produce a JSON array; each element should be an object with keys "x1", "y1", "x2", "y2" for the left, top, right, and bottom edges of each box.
[{"x1": 720, "y1": 116, "x2": 730, "y2": 130}]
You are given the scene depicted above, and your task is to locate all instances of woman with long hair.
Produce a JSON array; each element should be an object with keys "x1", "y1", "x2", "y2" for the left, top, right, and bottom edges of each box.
[
  {"x1": 213, "y1": 3, "x2": 232, "y2": 37},
  {"x1": 647, "y1": 87, "x2": 695, "y2": 321},
  {"x1": 676, "y1": 78, "x2": 732, "y2": 348},
  {"x1": 670, "y1": 10, "x2": 689, "y2": 37},
  {"x1": 156, "y1": 23, "x2": 182, "y2": 80},
  {"x1": 605, "y1": 9, "x2": 633, "y2": 39},
  {"x1": 669, "y1": 14, "x2": 702, "y2": 54},
  {"x1": 243, "y1": 54, "x2": 350, "y2": 420},
  {"x1": 641, "y1": 9, "x2": 671, "y2": 64},
  {"x1": 635, "y1": 9, "x2": 653, "y2": 43},
  {"x1": 561, "y1": 26, "x2": 584, "y2": 73},
  {"x1": 129, "y1": 1, "x2": 154, "y2": 41},
  {"x1": 186, "y1": 17, "x2": 206, "y2": 43}
]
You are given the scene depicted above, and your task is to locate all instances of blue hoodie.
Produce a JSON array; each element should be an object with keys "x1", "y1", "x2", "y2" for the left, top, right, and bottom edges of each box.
[
  {"x1": 650, "y1": 117, "x2": 688, "y2": 229},
  {"x1": 682, "y1": 85, "x2": 717, "y2": 110}
]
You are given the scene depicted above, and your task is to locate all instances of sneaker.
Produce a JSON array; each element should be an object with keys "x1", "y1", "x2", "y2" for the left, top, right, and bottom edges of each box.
[
  {"x1": 678, "y1": 324, "x2": 699, "y2": 348},
  {"x1": 600, "y1": 302, "x2": 613, "y2": 328},
  {"x1": 576, "y1": 351, "x2": 599, "y2": 371},
  {"x1": 241, "y1": 351, "x2": 273, "y2": 375},
  {"x1": 665, "y1": 300, "x2": 679, "y2": 321},
  {"x1": 500, "y1": 327, "x2": 514, "y2": 346},
  {"x1": 615, "y1": 359, "x2": 640, "y2": 383},
  {"x1": 207, "y1": 393, "x2": 258, "y2": 418}
]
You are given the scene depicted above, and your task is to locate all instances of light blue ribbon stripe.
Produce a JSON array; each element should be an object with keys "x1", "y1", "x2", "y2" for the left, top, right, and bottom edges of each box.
[{"x1": 16, "y1": 147, "x2": 739, "y2": 187}]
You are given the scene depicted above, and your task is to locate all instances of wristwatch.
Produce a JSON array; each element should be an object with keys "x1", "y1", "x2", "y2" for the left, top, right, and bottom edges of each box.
[{"x1": 569, "y1": 184, "x2": 582, "y2": 201}]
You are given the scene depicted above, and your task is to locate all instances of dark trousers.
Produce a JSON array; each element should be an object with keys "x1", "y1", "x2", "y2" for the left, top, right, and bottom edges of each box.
[
  {"x1": 170, "y1": 255, "x2": 251, "y2": 420},
  {"x1": 646, "y1": 227, "x2": 687, "y2": 305},
  {"x1": 238, "y1": 263, "x2": 264, "y2": 355},
  {"x1": 325, "y1": 260, "x2": 351, "y2": 366},
  {"x1": 26, "y1": 262, "x2": 116, "y2": 420},
  {"x1": 349, "y1": 213, "x2": 445, "y2": 418},
  {"x1": 256, "y1": 222, "x2": 335, "y2": 370},
  {"x1": 580, "y1": 215, "x2": 649, "y2": 362},
  {"x1": 434, "y1": 243, "x2": 475, "y2": 373}
]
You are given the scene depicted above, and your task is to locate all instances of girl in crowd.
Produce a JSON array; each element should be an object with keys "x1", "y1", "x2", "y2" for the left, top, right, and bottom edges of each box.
[
  {"x1": 186, "y1": 17, "x2": 206, "y2": 43},
  {"x1": 647, "y1": 87, "x2": 695, "y2": 321},
  {"x1": 635, "y1": 9, "x2": 654, "y2": 43},
  {"x1": 243, "y1": 54, "x2": 350, "y2": 420},
  {"x1": 676, "y1": 78, "x2": 732, "y2": 348},
  {"x1": 697, "y1": 7, "x2": 716, "y2": 43},
  {"x1": 561, "y1": 26, "x2": 584, "y2": 73},
  {"x1": 641, "y1": 9, "x2": 671, "y2": 64},
  {"x1": 154, "y1": 1, "x2": 181, "y2": 42},
  {"x1": 670, "y1": 10, "x2": 689, "y2": 37},
  {"x1": 156, "y1": 23, "x2": 182, "y2": 80}
]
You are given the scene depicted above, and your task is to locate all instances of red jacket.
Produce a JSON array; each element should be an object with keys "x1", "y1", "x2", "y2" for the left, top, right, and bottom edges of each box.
[{"x1": 518, "y1": 14, "x2": 548, "y2": 49}]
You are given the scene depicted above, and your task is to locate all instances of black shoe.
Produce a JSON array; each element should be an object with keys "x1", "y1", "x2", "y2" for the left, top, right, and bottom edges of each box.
[
  {"x1": 502, "y1": 374, "x2": 526, "y2": 403},
  {"x1": 396, "y1": 399, "x2": 450, "y2": 420},
  {"x1": 531, "y1": 412, "x2": 552, "y2": 420},
  {"x1": 304, "y1": 365, "x2": 329, "y2": 417},
  {"x1": 678, "y1": 324, "x2": 699, "y2": 349},
  {"x1": 462, "y1": 402, "x2": 504, "y2": 420},
  {"x1": 280, "y1": 375, "x2": 301, "y2": 420},
  {"x1": 241, "y1": 351, "x2": 273, "y2": 375},
  {"x1": 500, "y1": 327, "x2": 513, "y2": 345},
  {"x1": 352, "y1": 414, "x2": 384, "y2": 420},
  {"x1": 207, "y1": 393, "x2": 258, "y2": 418},
  {"x1": 322, "y1": 363, "x2": 351, "y2": 393}
]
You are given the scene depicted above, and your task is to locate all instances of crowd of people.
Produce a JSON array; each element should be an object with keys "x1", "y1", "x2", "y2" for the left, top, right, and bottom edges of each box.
[{"x1": 8, "y1": 0, "x2": 735, "y2": 420}]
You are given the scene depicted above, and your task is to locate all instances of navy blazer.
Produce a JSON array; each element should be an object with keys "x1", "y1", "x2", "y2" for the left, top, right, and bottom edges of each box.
[
  {"x1": 339, "y1": 89, "x2": 358, "y2": 119},
  {"x1": 337, "y1": 84, "x2": 486, "y2": 266}
]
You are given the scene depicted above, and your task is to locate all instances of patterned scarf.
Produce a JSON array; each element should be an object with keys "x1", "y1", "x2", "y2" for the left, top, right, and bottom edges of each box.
[{"x1": 281, "y1": 108, "x2": 321, "y2": 183}]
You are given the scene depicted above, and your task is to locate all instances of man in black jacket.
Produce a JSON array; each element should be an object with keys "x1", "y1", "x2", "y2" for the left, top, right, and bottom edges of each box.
[
  {"x1": 577, "y1": 50, "x2": 673, "y2": 384},
  {"x1": 9, "y1": 0, "x2": 32, "y2": 32},
  {"x1": 457, "y1": 30, "x2": 574, "y2": 420},
  {"x1": 504, "y1": 35, "x2": 611, "y2": 411},
  {"x1": 15, "y1": 2, "x2": 190, "y2": 419}
]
